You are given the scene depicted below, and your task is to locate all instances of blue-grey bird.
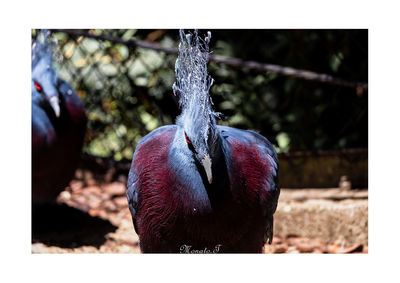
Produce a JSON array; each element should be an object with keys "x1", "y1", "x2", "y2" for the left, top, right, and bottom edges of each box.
[{"x1": 32, "y1": 30, "x2": 86, "y2": 203}]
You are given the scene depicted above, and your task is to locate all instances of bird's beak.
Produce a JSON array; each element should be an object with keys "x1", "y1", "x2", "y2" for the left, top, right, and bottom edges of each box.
[
  {"x1": 202, "y1": 154, "x2": 213, "y2": 184},
  {"x1": 49, "y1": 96, "x2": 60, "y2": 117}
]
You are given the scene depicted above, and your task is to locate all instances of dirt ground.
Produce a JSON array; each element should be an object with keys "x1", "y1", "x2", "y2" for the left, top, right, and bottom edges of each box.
[{"x1": 31, "y1": 169, "x2": 367, "y2": 254}]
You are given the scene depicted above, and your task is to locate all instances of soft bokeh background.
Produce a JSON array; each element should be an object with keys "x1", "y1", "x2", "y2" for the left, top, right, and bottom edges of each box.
[{"x1": 33, "y1": 29, "x2": 367, "y2": 162}]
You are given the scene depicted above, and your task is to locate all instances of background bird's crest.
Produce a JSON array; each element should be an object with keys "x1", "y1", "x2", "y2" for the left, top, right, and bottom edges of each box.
[
  {"x1": 32, "y1": 30, "x2": 62, "y2": 76},
  {"x1": 173, "y1": 29, "x2": 220, "y2": 149}
]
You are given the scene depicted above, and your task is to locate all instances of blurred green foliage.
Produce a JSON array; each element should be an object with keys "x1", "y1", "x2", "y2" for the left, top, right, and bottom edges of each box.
[{"x1": 34, "y1": 29, "x2": 368, "y2": 160}]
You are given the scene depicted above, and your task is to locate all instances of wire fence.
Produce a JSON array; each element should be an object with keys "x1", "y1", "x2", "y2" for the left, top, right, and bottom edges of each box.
[{"x1": 52, "y1": 29, "x2": 368, "y2": 92}]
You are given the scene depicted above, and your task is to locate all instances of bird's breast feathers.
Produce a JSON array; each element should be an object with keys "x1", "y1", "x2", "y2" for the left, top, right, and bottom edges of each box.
[{"x1": 129, "y1": 125, "x2": 278, "y2": 216}]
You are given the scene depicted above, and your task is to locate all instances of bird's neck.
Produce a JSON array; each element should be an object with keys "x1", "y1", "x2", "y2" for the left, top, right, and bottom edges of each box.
[
  {"x1": 204, "y1": 131, "x2": 231, "y2": 208},
  {"x1": 207, "y1": 126, "x2": 221, "y2": 160}
]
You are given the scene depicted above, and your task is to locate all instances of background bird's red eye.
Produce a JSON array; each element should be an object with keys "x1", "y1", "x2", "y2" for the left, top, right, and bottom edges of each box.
[
  {"x1": 35, "y1": 82, "x2": 42, "y2": 92},
  {"x1": 185, "y1": 134, "x2": 191, "y2": 144}
]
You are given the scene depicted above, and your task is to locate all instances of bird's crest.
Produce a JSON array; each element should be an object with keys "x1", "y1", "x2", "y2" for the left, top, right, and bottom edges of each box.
[
  {"x1": 32, "y1": 30, "x2": 62, "y2": 74},
  {"x1": 174, "y1": 29, "x2": 220, "y2": 147}
]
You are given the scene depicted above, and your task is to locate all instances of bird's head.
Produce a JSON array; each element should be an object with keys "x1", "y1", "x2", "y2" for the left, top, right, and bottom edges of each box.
[
  {"x1": 181, "y1": 118, "x2": 216, "y2": 185},
  {"x1": 174, "y1": 30, "x2": 220, "y2": 184},
  {"x1": 31, "y1": 30, "x2": 61, "y2": 118}
]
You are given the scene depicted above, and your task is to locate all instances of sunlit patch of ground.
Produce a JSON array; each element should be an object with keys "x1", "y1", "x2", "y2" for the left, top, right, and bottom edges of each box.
[{"x1": 31, "y1": 170, "x2": 367, "y2": 254}]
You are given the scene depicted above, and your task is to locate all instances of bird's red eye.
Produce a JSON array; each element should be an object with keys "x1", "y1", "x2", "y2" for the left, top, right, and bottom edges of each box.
[
  {"x1": 185, "y1": 133, "x2": 191, "y2": 144},
  {"x1": 34, "y1": 82, "x2": 42, "y2": 93}
]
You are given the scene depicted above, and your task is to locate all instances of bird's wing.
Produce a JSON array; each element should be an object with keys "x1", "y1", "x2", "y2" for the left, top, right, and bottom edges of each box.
[
  {"x1": 126, "y1": 125, "x2": 177, "y2": 235},
  {"x1": 244, "y1": 129, "x2": 280, "y2": 245},
  {"x1": 57, "y1": 79, "x2": 87, "y2": 124},
  {"x1": 218, "y1": 126, "x2": 280, "y2": 244}
]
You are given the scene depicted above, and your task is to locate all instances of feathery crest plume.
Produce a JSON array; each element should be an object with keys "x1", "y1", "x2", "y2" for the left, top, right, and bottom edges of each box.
[
  {"x1": 32, "y1": 29, "x2": 62, "y2": 71},
  {"x1": 173, "y1": 29, "x2": 219, "y2": 145},
  {"x1": 173, "y1": 29, "x2": 213, "y2": 109}
]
